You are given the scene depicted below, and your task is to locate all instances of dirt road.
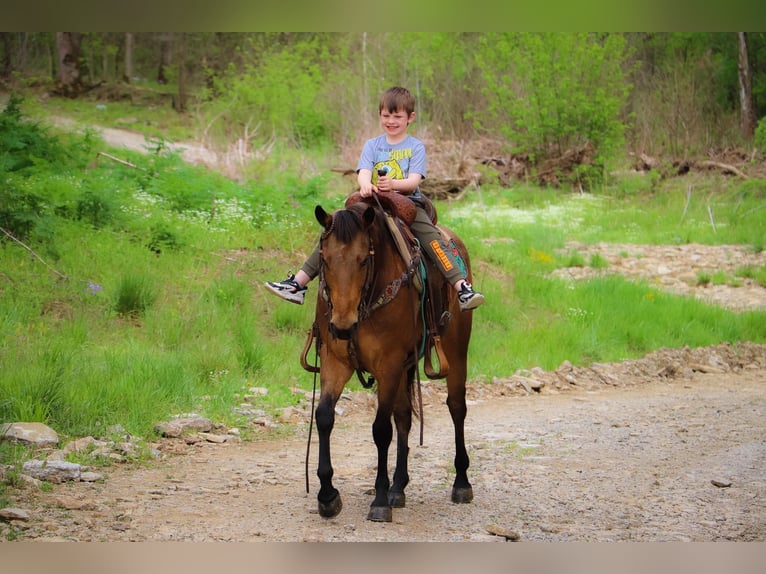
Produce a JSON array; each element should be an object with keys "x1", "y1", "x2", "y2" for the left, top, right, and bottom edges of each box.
[{"x1": 6, "y1": 347, "x2": 764, "y2": 542}]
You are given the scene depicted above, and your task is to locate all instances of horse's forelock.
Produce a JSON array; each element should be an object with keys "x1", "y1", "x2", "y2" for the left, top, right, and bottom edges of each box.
[{"x1": 332, "y1": 204, "x2": 383, "y2": 244}]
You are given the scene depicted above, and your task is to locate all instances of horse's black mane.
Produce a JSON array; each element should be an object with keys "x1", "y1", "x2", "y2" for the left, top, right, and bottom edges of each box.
[{"x1": 332, "y1": 202, "x2": 387, "y2": 245}]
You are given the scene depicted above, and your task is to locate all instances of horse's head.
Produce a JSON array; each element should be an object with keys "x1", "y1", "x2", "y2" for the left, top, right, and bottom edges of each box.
[{"x1": 316, "y1": 203, "x2": 377, "y2": 340}]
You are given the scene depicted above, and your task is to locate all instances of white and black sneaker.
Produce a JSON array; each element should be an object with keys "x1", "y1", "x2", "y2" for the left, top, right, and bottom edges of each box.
[
  {"x1": 265, "y1": 273, "x2": 307, "y2": 305},
  {"x1": 457, "y1": 282, "x2": 485, "y2": 311}
]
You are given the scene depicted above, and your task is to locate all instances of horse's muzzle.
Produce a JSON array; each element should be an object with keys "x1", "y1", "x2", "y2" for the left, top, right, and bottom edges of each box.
[{"x1": 329, "y1": 322, "x2": 357, "y2": 341}]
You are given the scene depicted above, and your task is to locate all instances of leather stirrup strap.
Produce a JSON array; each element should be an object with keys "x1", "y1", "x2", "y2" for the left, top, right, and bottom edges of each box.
[{"x1": 300, "y1": 323, "x2": 320, "y2": 373}]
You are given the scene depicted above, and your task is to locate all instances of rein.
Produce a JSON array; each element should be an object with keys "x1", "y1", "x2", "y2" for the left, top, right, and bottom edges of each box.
[{"x1": 305, "y1": 330, "x2": 319, "y2": 494}]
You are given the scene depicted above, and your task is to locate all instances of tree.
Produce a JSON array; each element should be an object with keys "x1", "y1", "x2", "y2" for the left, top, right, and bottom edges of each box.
[
  {"x1": 55, "y1": 32, "x2": 86, "y2": 97},
  {"x1": 123, "y1": 32, "x2": 133, "y2": 83},
  {"x1": 175, "y1": 32, "x2": 187, "y2": 112},
  {"x1": 474, "y1": 33, "x2": 632, "y2": 186},
  {"x1": 737, "y1": 32, "x2": 756, "y2": 139},
  {"x1": 157, "y1": 32, "x2": 172, "y2": 84}
]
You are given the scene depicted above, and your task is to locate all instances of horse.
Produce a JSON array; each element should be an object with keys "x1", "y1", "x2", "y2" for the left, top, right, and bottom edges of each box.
[{"x1": 310, "y1": 198, "x2": 475, "y2": 522}]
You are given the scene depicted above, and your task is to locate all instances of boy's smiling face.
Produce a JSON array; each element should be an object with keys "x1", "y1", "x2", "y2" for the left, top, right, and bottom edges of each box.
[{"x1": 379, "y1": 108, "x2": 414, "y2": 144}]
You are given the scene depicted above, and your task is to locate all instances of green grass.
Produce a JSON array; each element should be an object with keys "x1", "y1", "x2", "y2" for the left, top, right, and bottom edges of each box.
[{"x1": 1, "y1": 96, "x2": 766, "y2": 481}]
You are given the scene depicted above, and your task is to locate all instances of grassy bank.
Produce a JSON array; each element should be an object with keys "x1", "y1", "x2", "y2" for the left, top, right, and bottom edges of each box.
[{"x1": 1, "y1": 96, "x2": 765, "y2": 455}]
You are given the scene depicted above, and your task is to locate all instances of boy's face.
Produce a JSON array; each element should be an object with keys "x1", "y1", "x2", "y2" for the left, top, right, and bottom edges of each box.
[{"x1": 379, "y1": 108, "x2": 414, "y2": 142}]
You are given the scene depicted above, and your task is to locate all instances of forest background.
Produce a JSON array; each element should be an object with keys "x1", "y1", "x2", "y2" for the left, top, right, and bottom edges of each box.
[{"x1": 1, "y1": 32, "x2": 766, "y2": 462}]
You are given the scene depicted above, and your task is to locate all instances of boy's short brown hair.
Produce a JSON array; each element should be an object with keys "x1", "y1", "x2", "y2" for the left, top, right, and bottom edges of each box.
[{"x1": 379, "y1": 86, "x2": 415, "y2": 115}]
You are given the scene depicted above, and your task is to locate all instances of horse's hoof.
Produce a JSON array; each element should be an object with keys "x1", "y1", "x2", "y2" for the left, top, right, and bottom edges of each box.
[
  {"x1": 451, "y1": 486, "x2": 473, "y2": 504},
  {"x1": 318, "y1": 494, "x2": 343, "y2": 518},
  {"x1": 388, "y1": 491, "x2": 406, "y2": 508},
  {"x1": 367, "y1": 505, "x2": 393, "y2": 522}
]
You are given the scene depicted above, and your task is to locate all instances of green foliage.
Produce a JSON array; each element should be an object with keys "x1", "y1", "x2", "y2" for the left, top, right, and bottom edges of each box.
[
  {"x1": 474, "y1": 33, "x2": 632, "y2": 187},
  {"x1": 2, "y1": 56, "x2": 766, "y2": 477},
  {"x1": 589, "y1": 253, "x2": 609, "y2": 269},
  {"x1": 0, "y1": 94, "x2": 66, "y2": 173},
  {"x1": 755, "y1": 116, "x2": 766, "y2": 155},
  {"x1": 736, "y1": 264, "x2": 766, "y2": 287},
  {"x1": 202, "y1": 35, "x2": 340, "y2": 149},
  {"x1": 114, "y1": 274, "x2": 157, "y2": 316}
]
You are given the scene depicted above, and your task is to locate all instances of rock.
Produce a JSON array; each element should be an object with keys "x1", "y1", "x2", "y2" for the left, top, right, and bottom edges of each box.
[
  {"x1": 54, "y1": 495, "x2": 98, "y2": 511},
  {"x1": 279, "y1": 407, "x2": 306, "y2": 423},
  {"x1": 115, "y1": 442, "x2": 136, "y2": 456},
  {"x1": 0, "y1": 422, "x2": 59, "y2": 447},
  {"x1": 155, "y1": 416, "x2": 213, "y2": 438},
  {"x1": 199, "y1": 432, "x2": 227, "y2": 444},
  {"x1": 46, "y1": 450, "x2": 66, "y2": 462},
  {"x1": 80, "y1": 471, "x2": 104, "y2": 482},
  {"x1": 485, "y1": 524, "x2": 520, "y2": 541},
  {"x1": 22, "y1": 460, "x2": 81, "y2": 483},
  {"x1": 0, "y1": 507, "x2": 31, "y2": 522},
  {"x1": 63, "y1": 436, "x2": 109, "y2": 455}
]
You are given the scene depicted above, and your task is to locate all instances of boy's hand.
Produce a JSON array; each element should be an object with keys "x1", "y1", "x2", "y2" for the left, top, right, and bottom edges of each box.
[
  {"x1": 376, "y1": 175, "x2": 393, "y2": 193},
  {"x1": 359, "y1": 181, "x2": 376, "y2": 198}
]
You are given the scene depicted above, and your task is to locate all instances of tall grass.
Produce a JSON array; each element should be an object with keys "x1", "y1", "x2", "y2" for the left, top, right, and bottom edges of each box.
[{"x1": 1, "y1": 100, "x2": 765, "y2": 454}]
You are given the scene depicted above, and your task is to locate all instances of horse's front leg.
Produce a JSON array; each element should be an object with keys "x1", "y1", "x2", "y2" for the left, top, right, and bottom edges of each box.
[
  {"x1": 315, "y1": 392, "x2": 343, "y2": 518},
  {"x1": 315, "y1": 355, "x2": 352, "y2": 519},
  {"x1": 367, "y1": 402, "x2": 395, "y2": 522}
]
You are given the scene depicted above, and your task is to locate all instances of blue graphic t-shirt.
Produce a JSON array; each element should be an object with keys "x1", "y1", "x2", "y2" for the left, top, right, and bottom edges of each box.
[{"x1": 356, "y1": 135, "x2": 427, "y2": 202}]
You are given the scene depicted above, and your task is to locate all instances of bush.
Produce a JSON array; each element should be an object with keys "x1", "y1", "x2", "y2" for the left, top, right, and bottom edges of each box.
[
  {"x1": 754, "y1": 117, "x2": 766, "y2": 156},
  {"x1": 0, "y1": 94, "x2": 67, "y2": 173},
  {"x1": 474, "y1": 33, "x2": 632, "y2": 189}
]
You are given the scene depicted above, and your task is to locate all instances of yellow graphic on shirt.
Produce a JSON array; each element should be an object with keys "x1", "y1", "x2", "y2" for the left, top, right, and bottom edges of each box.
[
  {"x1": 389, "y1": 149, "x2": 413, "y2": 161},
  {"x1": 430, "y1": 240, "x2": 453, "y2": 271},
  {"x1": 372, "y1": 160, "x2": 403, "y2": 184}
]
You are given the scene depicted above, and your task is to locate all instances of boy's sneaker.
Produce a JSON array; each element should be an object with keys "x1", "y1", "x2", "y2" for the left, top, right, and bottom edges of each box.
[
  {"x1": 265, "y1": 273, "x2": 307, "y2": 305},
  {"x1": 458, "y1": 282, "x2": 484, "y2": 311}
]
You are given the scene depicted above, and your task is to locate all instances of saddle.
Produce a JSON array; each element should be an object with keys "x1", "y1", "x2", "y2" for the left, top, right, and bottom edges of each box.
[{"x1": 344, "y1": 191, "x2": 437, "y2": 225}]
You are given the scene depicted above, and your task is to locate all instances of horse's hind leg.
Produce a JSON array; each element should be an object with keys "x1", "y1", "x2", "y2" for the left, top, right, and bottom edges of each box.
[
  {"x1": 389, "y1": 370, "x2": 413, "y2": 508},
  {"x1": 446, "y1": 364, "x2": 473, "y2": 504}
]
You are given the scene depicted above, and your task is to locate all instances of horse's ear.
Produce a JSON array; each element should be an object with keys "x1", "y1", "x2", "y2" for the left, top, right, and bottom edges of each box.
[
  {"x1": 315, "y1": 205, "x2": 332, "y2": 229},
  {"x1": 363, "y1": 206, "x2": 375, "y2": 227}
]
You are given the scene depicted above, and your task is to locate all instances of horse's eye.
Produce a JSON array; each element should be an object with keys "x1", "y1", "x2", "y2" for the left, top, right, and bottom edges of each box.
[{"x1": 360, "y1": 258, "x2": 369, "y2": 268}]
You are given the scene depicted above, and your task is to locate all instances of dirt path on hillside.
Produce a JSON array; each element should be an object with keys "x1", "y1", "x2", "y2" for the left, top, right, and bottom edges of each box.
[{"x1": 4, "y1": 348, "x2": 765, "y2": 542}]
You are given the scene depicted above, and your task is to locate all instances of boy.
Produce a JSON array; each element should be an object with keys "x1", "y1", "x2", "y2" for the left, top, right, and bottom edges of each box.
[{"x1": 265, "y1": 86, "x2": 484, "y2": 311}]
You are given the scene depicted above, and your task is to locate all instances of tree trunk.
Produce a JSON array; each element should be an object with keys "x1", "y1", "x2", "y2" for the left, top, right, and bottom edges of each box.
[
  {"x1": 55, "y1": 32, "x2": 85, "y2": 97},
  {"x1": 157, "y1": 32, "x2": 172, "y2": 84},
  {"x1": 19, "y1": 32, "x2": 29, "y2": 72},
  {"x1": 0, "y1": 33, "x2": 12, "y2": 78},
  {"x1": 737, "y1": 32, "x2": 756, "y2": 140},
  {"x1": 123, "y1": 32, "x2": 133, "y2": 83},
  {"x1": 175, "y1": 32, "x2": 187, "y2": 112}
]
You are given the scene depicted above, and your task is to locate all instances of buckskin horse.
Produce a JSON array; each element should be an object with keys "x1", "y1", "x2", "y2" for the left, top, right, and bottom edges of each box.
[{"x1": 307, "y1": 193, "x2": 475, "y2": 522}]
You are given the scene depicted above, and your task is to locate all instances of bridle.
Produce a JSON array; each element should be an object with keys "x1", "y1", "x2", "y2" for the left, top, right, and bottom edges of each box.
[
  {"x1": 318, "y1": 208, "x2": 421, "y2": 329},
  {"x1": 317, "y1": 217, "x2": 375, "y2": 340},
  {"x1": 317, "y1": 207, "x2": 422, "y2": 379}
]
